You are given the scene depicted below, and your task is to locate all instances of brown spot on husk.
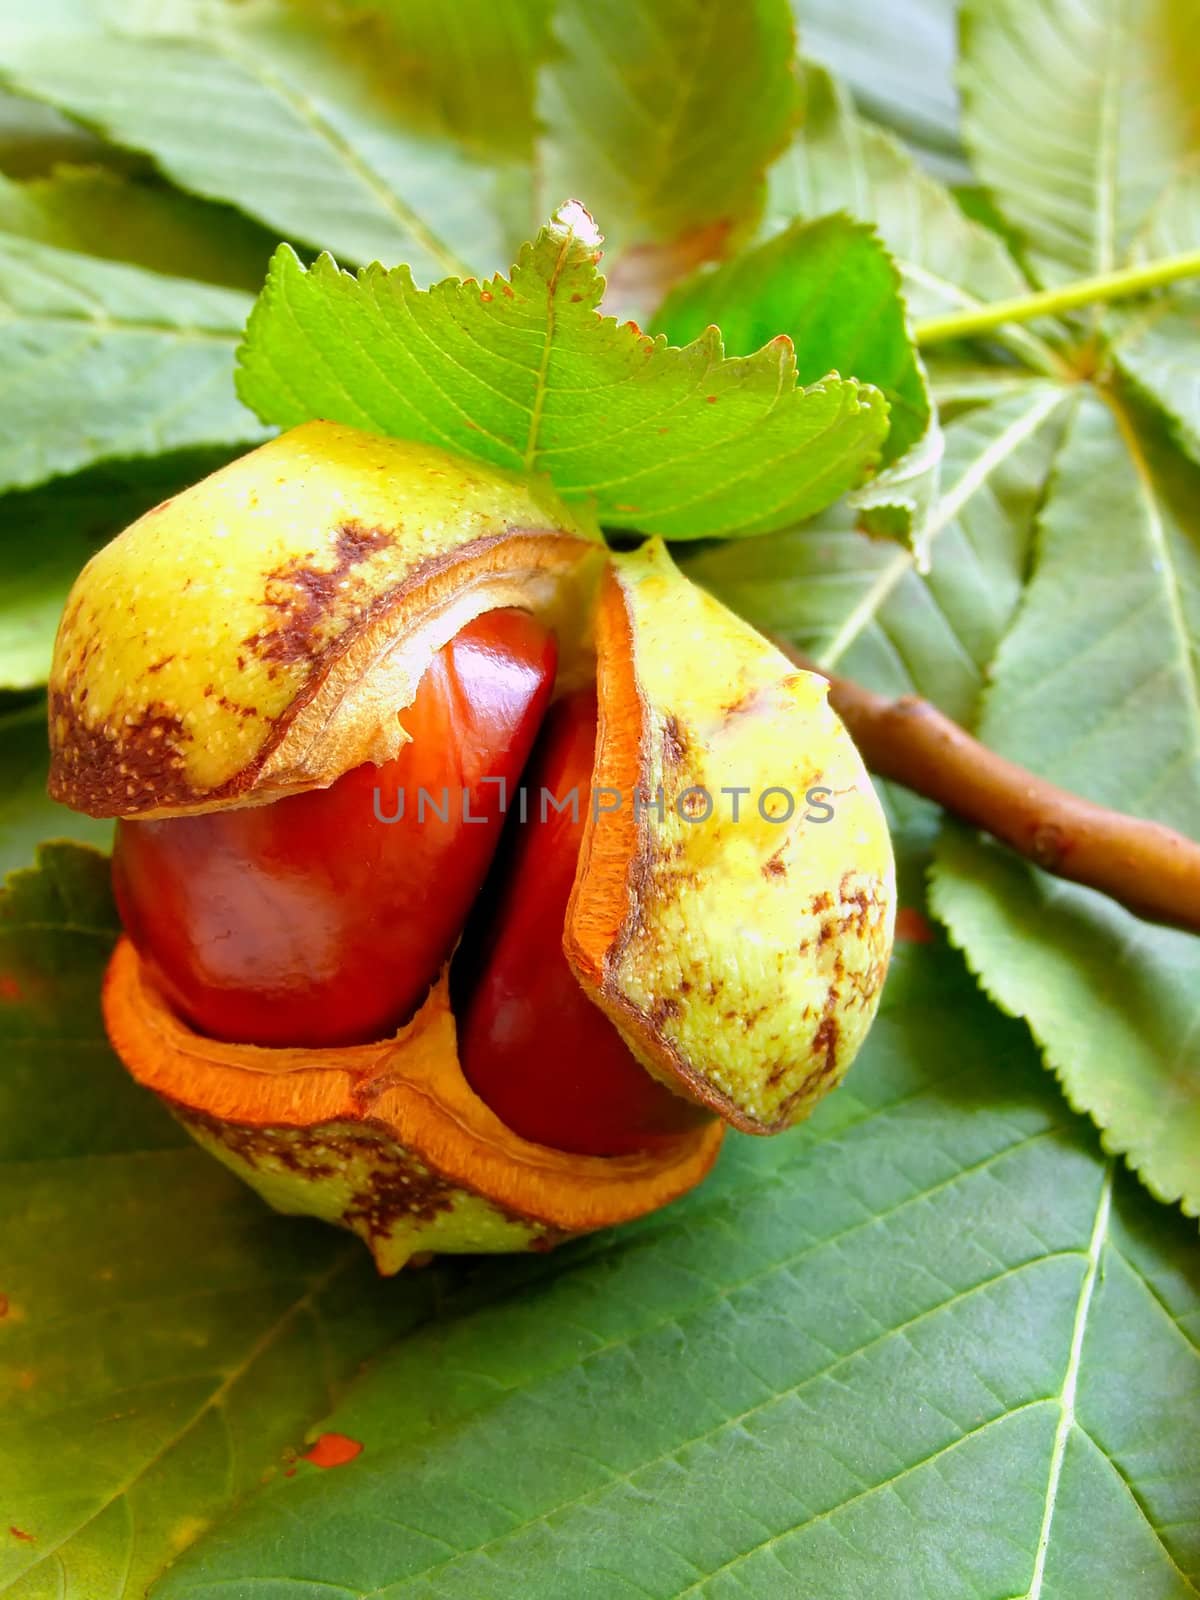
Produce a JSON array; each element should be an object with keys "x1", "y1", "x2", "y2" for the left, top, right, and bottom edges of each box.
[
  {"x1": 47, "y1": 689, "x2": 195, "y2": 814},
  {"x1": 244, "y1": 521, "x2": 396, "y2": 666}
]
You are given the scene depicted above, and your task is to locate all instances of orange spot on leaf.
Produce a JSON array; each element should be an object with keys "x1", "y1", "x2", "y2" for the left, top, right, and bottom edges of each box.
[
  {"x1": 0, "y1": 974, "x2": 22, "y2": 1003},
  {"x1": 0, "y1": 1293, "x2": 8, "y2": 1318},
  {"x1": 705, "y1": 395, "x2": 718, "y2": 403},
  {"x1": 10, "y1": 1527, "x2": 35, "y2": 1544},
  {"x1": 895, "y1": 907, "x2": 935, "y2": 944},
  {"x1": 303, "y1": 1432, "x2": 363, "y2": 1469}
]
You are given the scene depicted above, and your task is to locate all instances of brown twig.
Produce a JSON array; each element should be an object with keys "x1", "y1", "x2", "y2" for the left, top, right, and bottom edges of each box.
[{"x1": 787, "y1": 650, "x2": 1200, "y2": 934}]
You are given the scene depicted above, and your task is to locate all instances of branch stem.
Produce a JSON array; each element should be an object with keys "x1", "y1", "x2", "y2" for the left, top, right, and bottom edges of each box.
[
  {"x1": 790, "y1": 654, "x2": 1200, "y2": 934},
  {"x1": 915, "y1": 250, "x2": 1200, "y2": 346}
]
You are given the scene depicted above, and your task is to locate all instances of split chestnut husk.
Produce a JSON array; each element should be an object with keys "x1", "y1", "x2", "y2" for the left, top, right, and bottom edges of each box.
[{"x1": 48, "y1": 421, "x2": 895, "y2": 1272}]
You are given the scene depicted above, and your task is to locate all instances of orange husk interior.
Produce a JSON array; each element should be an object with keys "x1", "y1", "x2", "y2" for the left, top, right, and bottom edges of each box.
[
  {"x1": 103, "y1": 937, "x2": 724, "y2": 1233},
  {"x1": 562, "y1": 570, "x2": 723, "y2": 1112},
  {"x1": 565, "y1": 566, "x2": 644, "y2": 978}
]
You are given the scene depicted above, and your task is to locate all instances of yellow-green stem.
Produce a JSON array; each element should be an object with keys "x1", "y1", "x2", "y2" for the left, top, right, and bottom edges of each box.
[{"x1": 915, "y1": 250, "x2": 1200, "y2": 345}]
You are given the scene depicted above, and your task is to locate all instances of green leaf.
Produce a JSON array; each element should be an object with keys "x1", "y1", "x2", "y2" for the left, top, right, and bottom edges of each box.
[
  {"x1": 685, "y1": 382, "x2": 1069, "y2": 839},
  {"x1": 790, "y1": 0, "x2": 966, "y2": 178},
  {"x1": 0, "y1": 703, "x2": 112, "y2": 873},
  {"x1": 0, "y1": 844, "x2": 447, "y2": 1597},
  {"x1": 0, "y1": 84, "x2": 110, "y2": 177},
  {"x1": 1112, "y1": 302, "x2": 1200, "y2": 465},
  {"x1": 930, "y1": 392, "x2": 1200, "y2": 1216},
  {"x1": 1136, "y1": 166, "x2": 1200, "y2": 262},
  {"x1": 156, "y1": 919, "x2": 1199, "y2": 1599},
  {"x1": 0, "y1": 1, "x2": 518, "y2": 279},
  {"x1": 0, "y1": 447, "x2": 240, "y2": 688},
  {"x1": 1112, "y1": 171, "x2": 1200, "y2": 463},
  {"x1": 235, "y1": 212, "x2": 888, "y2": 540},
  {"x1": 655, "y1": 214, "x2": 941, "y2": 546},
  {"x1": 0, "y1": 234, "x2": 263, "y2": 492},
  {"x1": 0, "y1": 166, "x2": 275, "y2": 291},
  {"x1": 766, "y1": 65, "x2": 1035, "y2": 331},
  {"x1": 324, "y1": 0, "x2": 552, "y2": 158},
  {"x1": 685, "y1": 382, "x2": 1069, "y2": 718},
  {"x1": 537, "y1": 0, "x2": 797, "y2": 255},
  {"x1": 960, "y1": 0, "x2": 1200, "y2": 287},
  {"x1": 657, "y1": 216, "x2": 929, "y2": 459}
]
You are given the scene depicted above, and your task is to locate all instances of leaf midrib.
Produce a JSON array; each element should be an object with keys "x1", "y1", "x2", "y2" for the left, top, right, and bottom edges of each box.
[{"x1": 1025, "y1": 1162, "x2": 1113, "y2": 1600}]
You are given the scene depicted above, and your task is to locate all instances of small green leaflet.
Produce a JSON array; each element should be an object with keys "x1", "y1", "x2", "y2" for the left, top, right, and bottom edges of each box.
[
  {"x1": 656, "y1": 214, "x2": 941, "y2": 547},
  {"x1": 236, "y1": 206, "x2": 889, "y2": 540},
  {"x1": 766, "y1": 65, "x2": 1032, "y2": 328}
]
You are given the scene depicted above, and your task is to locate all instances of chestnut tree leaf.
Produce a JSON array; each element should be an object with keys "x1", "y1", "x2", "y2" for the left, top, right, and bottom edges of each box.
[
  {"x1": 930, "y1": 393, "x2": 1200, "y2": 1217},
  {"x1": 0, "y1": 843, "x2": 447, "y2": 1599},
  {"x1": 655, "y1": 214, "x2": 942, "y2": 548},
  {"x1": 685, "y1": 380, "x2": 1070, "y2": 726},
  {"x1": 789, "y1": 0, "x2": 965, "y2": 179},
  {"x1": 234, "y1": 210, "x2": 889, "y2": 540},
  {"x1": 0, "y1": 705, "x2": 112, "y2": 875},
  {"x1": 685, "y1": 379, "x2": 1069, "y2": 847},
  {"x1": 0, "y1": 234, "x2": 265, "y2": 493},
  {"x1": 536, "y1": 0, "x2": 797, "y2": 258},
  {"x1": 959, "y1": 0, "x2": 1200, "y2": 288},
  {"x1": 765, "y1": 65, "x2": 1035, "y2": 333},
  {"x1": 324, "y1": 0, "x2": 553, "y2": 159},
  {"x1": 0, "y1": 0, "x2": 519, "y2": 280},
  {"x1": 154, "y1": 912, "x2": 1200, "y2": 1600},
  {"x1": 1111, "y1": 171, "x2": 1200, "y2": 465},
  {"x1": 0, "y1": 446, "x2": 240, "y2": 689},
  {"x1": 0, "y1": 166, "x2": 276, "y2": 292}
]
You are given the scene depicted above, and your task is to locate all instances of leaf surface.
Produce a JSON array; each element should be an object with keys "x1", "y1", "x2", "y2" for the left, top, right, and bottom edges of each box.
[
  {"x1": 0, "y1": 235, "x2": 263, "y2": 492},
  {"x1": 655, "y1": 215, "x2": 940, "y2": 545},
  {"x1": 1112, "y1": 170, "x2": 1200, "y2": 464},
  {"x1": 0, "y1": 166, "x2": 274, "y2": 291},
  {"x1": 789, "y1": 0, "x2": 965, "y2": 177},
  {"x1": 931, "y1": 393, "x2": 1200, "y2": 1216},
  {"x1": 154, "y1": 900, "x2": 1200, "y2": 1599},
  {"x1": 320, "y1": 0, "x2": 552, "y2": 157},
  {"x1": 960, "y1": 0, "x2": 1200, "y2": 286},
  {"x1": 235, "y1": 211, "x2": 888, "y2": 540},
  {"x1": 0, "y1": 704, "x2": 112, "y2": 873},
  {"x1": 686, "y1": 382, "x2": 1069, "y2": 714},
  {"x1": 0, "y1": 1, "x2": 516, "y2": 278},
  {"x1": 0, "y1": 446, "x2": 239, "y2": 687},
  {"x1": 538, "y1": 0, "x2": 797, "y2": 255},
  {"x1": 0, "y1": 845, "x2": 446, "y2": 1599},
  {"x1": 766, "y1": 65, "x2": 1035, "y2": 331}
]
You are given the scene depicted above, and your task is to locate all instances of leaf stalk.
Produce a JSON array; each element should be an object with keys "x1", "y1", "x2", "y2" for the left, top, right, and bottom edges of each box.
[{"x1": 915, "y1": 250, "x2": 1200, "y2": 346}]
